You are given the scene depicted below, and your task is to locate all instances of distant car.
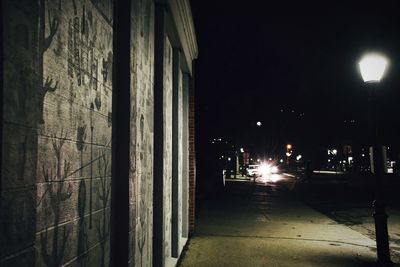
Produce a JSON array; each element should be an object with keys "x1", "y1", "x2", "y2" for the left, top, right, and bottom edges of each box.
[
  {"x1": 246, "y1": 165, "x2": 260, "y2": 177},
  {"x1": 259, "y1": 163, "x2": 279, "y2": 175},
  {"x1": 270, "y1": 165, "x2": 279, "y2": 174}
]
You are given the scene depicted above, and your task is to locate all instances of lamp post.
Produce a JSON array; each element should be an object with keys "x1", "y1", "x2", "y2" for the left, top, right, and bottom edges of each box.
[{"x1": 358, "y1": 53, "x2": 392, "y2": 266}]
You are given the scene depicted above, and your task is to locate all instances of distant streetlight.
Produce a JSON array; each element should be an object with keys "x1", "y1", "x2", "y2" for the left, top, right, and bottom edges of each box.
[
  {"x1": 240, "y1": 148, "x2": 244, "y2": 153},
  {"x1": 256, "y1": 121, "x2": 262, "y2": 127},
  {"x1": 286, "y1": 144, "x2": 293, "y2": 165},
  {"x1": 359, "y1": 52, "x2": 392, "y2": 266}
]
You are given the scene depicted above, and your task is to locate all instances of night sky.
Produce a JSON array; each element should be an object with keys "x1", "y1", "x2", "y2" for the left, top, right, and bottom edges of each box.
[{"x1": 191, "y1": 1, "x2": 400, "y2": 159}]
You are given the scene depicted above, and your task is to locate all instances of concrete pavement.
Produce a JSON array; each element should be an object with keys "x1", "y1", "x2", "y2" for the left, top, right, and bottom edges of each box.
[
  {"x1": 293, "y1": 173, "x2": 400, "y2": 263},
  {"x1": 178, "y1": 177, "x2": 399, "y2": 267}
]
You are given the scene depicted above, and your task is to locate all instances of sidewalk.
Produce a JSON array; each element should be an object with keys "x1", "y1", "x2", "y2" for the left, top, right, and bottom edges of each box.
[{"x1": 178, "y1": 180, "x2": 399, "y2": 267}]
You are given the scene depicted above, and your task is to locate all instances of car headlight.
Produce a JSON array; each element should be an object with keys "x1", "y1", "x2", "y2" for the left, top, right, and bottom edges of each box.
[
  {"x1": 271, "y1": 166, "x2": 278, "y2": 173},
  {"x1": 259, "y1": 163, "x2": 271, "y2": 176}
]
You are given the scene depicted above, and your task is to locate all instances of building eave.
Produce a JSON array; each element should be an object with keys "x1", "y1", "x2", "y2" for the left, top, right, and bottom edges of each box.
[{"x1": 168, "y1": 0, "x2": 198, "y2": 74}]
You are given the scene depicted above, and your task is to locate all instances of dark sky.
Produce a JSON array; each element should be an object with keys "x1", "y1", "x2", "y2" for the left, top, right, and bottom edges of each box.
[{"x1": 191, "y1": 1, "x2": 400, "y2": 155}]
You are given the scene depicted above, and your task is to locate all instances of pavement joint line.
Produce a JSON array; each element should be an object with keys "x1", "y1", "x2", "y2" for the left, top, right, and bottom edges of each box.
[{"x1": 193, "y1": 232, "x2": 376, "y2": 249}]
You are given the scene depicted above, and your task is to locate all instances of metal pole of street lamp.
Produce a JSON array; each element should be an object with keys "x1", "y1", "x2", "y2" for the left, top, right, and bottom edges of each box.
[
  {"x1": 234, "y1": 150, "x2": 237, "y2": 179},
  {"x1": 359, "y1": 53, "x2": 392, "y2": 266}
]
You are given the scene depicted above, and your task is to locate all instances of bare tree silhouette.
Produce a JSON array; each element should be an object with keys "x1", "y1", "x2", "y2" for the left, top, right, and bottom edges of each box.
[
  {"x1": 138, "y1": 173, "x2": 149, "y2": 267},
  {"x1": 76, "y1": 124, "x2": 87, "y2": 176},
  {"x1": 77, "y1": 178, "x2": 89, "y2": 266},
  {"x1": 40, "y1": 130, "x2": 72, "y2": 267},
  {"x1": 96, "y1": 148, "x2": 111, "y2": 267},
  {"x1": 43, "y1": 7, "x2": 60, "y2": 53},
  {"x1": 38, "y1": 0, "x2": 60, "y2": 124}
]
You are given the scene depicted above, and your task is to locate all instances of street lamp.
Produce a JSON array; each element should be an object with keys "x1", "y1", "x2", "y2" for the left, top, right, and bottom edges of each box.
[
  {"x1": 286, "y1": 144, "x2": 293, "y2": 166},
  {"x1": 359, "y1": 53, "x2": 388, "y2": 83},
  {"x1": 358, "y1": 52, "x2": 392, "y2": 266}
]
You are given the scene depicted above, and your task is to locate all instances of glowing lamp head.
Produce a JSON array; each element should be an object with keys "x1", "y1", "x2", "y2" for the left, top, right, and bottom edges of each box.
[
  {"x1": 359, "y1": 53, "x2": 388, "y2": 83},
  {"x1": 286, "y1": 144, "x2": 292, "y2": 150}
]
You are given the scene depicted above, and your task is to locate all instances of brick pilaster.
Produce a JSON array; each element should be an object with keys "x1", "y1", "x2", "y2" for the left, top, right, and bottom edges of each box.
[{"x1": 188, "y1": 61, "x2": 196, "y2": 235}]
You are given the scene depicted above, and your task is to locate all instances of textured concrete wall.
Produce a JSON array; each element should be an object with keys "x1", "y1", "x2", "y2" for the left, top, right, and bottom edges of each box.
[
  {"x1": 181, "y1": 73, "x2": 190, "y2": 238},
  {"x1": 37, "y1": 0, "x2": 113, "y2": 266},
  {"x1": 130, "y1": 0, "x2": 155, "y2": 266},
  {"x1": 177, "y1": 67, "x2": 185, "y2": 251},
  {"x1": 1, "y1": 1, "x2": 40, "y2": 266},
  {"x1": 2, "y1": 1, "x2": 195, "y2": 266},
  {"x1": 163, "y1": 36, "x2": 174, "y2": 266},
  {"x1": 2, "y1": 0, "x2": 113, "y2": 266}
]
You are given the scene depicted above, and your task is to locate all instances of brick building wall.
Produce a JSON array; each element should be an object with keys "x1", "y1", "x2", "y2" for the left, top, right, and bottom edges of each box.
[{"x1": 188, "y1": 62, "x2": 196, "y2": 235}]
